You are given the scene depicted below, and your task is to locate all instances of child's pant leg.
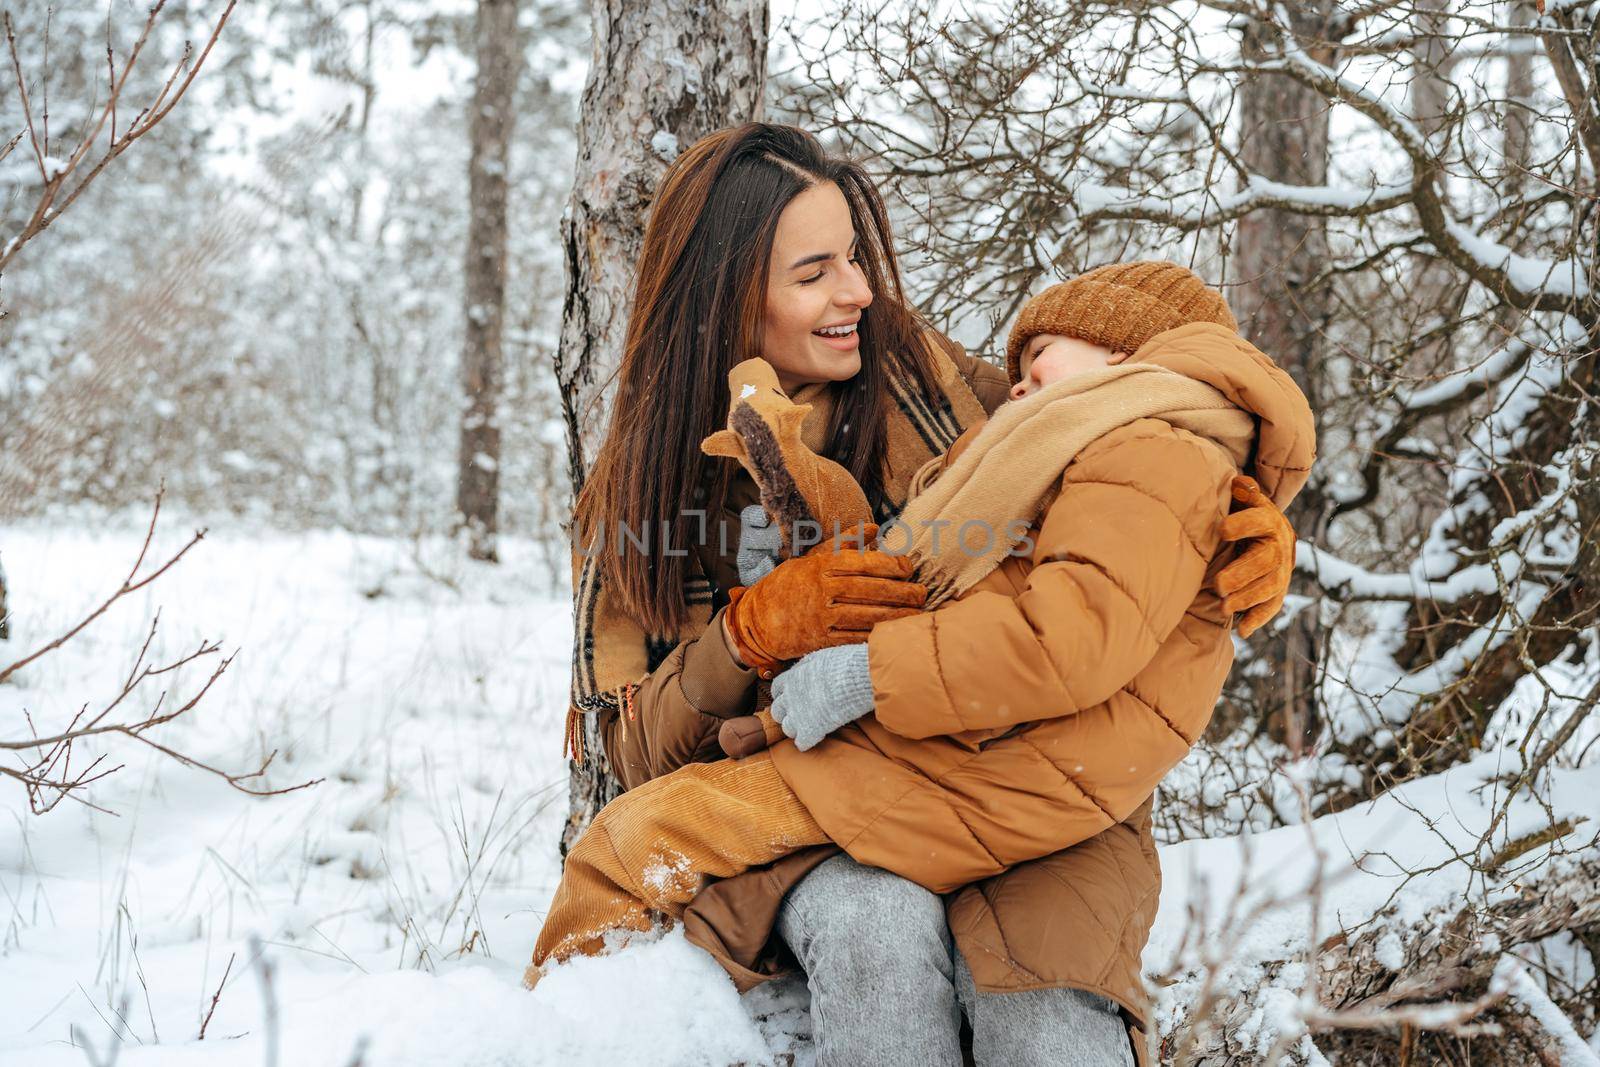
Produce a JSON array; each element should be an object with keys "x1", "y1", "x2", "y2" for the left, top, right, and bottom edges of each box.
[{"x1": 529, "y1": 749, "x2": 826, "y2": 975}]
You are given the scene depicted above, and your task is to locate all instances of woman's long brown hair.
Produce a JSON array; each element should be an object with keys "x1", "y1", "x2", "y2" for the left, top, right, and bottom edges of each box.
[{"x1": 573, "y1": 123, "x2": 943, "y2": 636}]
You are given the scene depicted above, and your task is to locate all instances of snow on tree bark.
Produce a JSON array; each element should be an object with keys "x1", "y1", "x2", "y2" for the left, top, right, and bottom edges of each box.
[
  {"x1": 457, "y1": 0, "x2": 522, "y2": 563},
  {"x1": 558, "y1": 0, "x2": 768, "y2": 850}
]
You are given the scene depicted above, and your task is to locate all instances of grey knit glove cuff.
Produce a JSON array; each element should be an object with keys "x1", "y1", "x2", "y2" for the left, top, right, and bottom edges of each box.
[
  {"x1": 770, "y1": 643, "x2": 874, "y2": 751},
  {"x1": 736, "y1": 504, "x2": 783, "y2": 587}
]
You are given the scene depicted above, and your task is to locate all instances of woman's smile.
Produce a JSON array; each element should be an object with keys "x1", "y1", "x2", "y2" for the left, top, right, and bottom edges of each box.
[{"x1": 812, "y1": 318, "x2": 860, "y2": 351}]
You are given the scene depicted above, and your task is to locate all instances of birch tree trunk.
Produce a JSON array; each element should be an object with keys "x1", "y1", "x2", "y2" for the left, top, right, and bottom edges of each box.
[
  {"x1": 558, "y1": 0, "x2": 768, "y2": 849},
  {"x1": 457, "y1": 0, "x2": 521, "y2": 563},
  {"x1": 1225, "y1": 6, "x2": 1336, "y2": 752}
]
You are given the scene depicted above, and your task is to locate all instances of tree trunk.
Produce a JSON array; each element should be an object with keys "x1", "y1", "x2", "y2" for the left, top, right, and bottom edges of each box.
[
  {"x1": 558, "y1": 0, "x2": 768, "y2": 850},
  {"x1": 1224, "y1": 6, "x2": 1335, "y2": 752},
  {"x1": 1504, "y1": 0, "x2": 1534, "y2": 184},
  {"x1": 457, "y1": 0, "x2": 521, "y2": 563},
  {"x1": 1410, "y1": 0, "x2": 1451, "y2": 140},
  {"x1": 349, "y1": 0, "x2": 379, "y2": 241}
]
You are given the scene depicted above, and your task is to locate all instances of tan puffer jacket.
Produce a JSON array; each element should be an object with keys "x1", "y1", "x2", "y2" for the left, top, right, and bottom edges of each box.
[
  {"x1": 769, "y1": 321, "x2": 1315, "y2": 891},
  {"x1": 596, "y1": 323, "x2": 1311, "y2": 1048}
]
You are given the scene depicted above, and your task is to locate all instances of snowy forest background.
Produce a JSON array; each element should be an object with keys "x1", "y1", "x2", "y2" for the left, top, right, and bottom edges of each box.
[{"x1": 1, "y1": 1, "x2": 1597, "y2": 1064}]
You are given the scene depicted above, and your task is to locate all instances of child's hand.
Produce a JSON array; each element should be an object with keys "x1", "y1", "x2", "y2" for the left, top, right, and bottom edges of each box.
[
  {"x1": 770, "y1": 644, "x2": 875, "y2": 750},
  {"x1": 1214, "y1": 475, "x2": 1294, "y2": 637},
  {"x1": 717, "y1": 708, "x2": 787, "y2": 758}
]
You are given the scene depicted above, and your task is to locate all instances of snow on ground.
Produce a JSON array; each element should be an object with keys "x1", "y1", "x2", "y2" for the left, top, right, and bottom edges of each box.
[
  {"x1": 1, "y1": 522, "x2": 1594, "y2": 1065},
  {"x1": 0, "y1": 520, "x2": 807, "y2": 1066}
]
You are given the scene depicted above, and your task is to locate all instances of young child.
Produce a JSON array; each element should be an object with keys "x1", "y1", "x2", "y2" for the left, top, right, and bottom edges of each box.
[{"x1": 527, "y1": 261, "x2": 1314, "y2": 983}]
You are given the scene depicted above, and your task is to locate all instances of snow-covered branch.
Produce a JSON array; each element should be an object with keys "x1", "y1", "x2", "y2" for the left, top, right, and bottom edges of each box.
[{"x1": 1077, "y1": 175, "x2": 1413, "y2": 230}]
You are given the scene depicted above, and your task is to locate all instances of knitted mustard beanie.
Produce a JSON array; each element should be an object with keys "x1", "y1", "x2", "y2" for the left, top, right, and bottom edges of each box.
[{"x1": 1005, "y1": 261, "x2": 1238, "y2": 384}]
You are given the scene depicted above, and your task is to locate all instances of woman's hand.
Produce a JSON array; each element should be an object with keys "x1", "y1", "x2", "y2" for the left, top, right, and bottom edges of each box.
[
  {"x1": 723, "y1": 525, "x2": 926, "y2": 677},
  {"x1": 771, "y1": 644, "x2": 874, "y2": 750},
  {"x1": 1214, "y1": 474, "x2": 1295, "y2": 638}
]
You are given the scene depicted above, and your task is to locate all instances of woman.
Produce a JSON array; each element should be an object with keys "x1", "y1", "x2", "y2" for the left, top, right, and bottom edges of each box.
[{"x1": 567, "y1": 123, "x2": 1295, "y2": 1065}]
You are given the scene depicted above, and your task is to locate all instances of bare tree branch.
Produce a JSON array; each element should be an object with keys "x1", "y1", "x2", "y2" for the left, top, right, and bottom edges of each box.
[{"x1": 0, "y1": 1, "x2": 238, "y2": 274}]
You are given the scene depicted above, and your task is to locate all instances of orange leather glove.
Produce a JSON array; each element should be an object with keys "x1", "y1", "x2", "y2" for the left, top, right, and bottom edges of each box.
[
  {"x1": 723, "y1": 524, "x2": 926, "y2": 678},
  {"x1": 1214, "y1": 474, "x2": 1296, "y2": 638}
]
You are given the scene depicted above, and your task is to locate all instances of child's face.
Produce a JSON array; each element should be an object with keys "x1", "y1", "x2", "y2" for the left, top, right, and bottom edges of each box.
[{"x1": 1008, "y1": 334, "x2": 1122, "y2": 401}]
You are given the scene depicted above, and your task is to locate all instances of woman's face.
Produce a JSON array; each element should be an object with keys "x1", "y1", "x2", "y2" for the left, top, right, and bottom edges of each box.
[{"x1": 761, "y1": 181, "x2": 874, "y2": 394}]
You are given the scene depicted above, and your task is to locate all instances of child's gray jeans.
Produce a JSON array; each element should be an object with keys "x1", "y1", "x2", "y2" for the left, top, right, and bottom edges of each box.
[{"x1": 777, "y1": 854, "x2": 1136, "y2": 1067}]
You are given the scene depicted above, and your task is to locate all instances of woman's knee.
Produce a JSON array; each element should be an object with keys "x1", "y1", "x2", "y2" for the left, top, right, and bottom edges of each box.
[
  {"x1": 780, "y1": 856, "x2": 951, "y2": 974},
  {"x1": 957, "y1": 954, "x2": 1133, "y2": 1067},
  {"x1": 780, "y1": 856, "x2": 963, "y2": 1066}
]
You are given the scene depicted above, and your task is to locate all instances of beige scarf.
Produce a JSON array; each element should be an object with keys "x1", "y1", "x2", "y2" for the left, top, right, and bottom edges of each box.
[{"x1": 893, "y1": 363, "x2": 1256, "y2": 608}]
